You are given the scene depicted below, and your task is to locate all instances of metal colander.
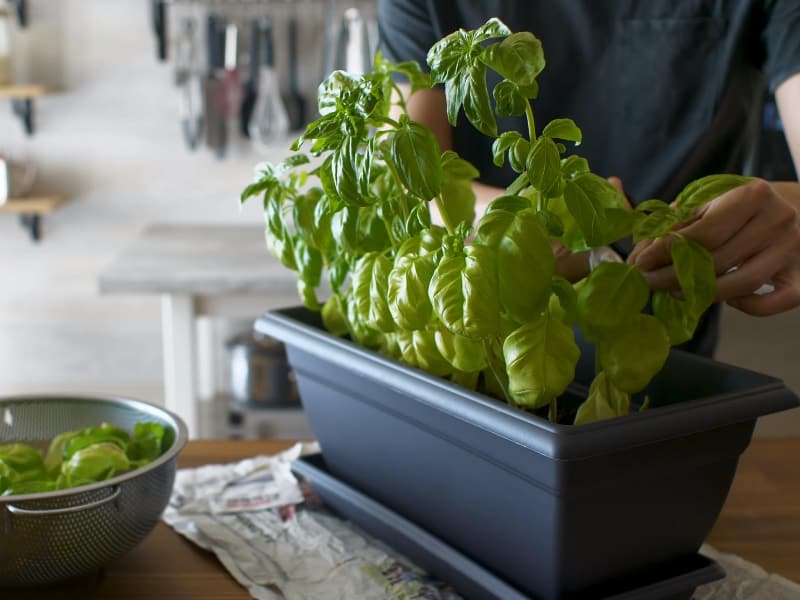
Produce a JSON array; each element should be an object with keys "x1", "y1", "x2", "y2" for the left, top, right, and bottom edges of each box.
[{"x1": 0, "y1": 395, "x2": 188, "y2": 587}]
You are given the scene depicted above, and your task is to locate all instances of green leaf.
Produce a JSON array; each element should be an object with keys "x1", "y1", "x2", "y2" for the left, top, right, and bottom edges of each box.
[
  {"x1": 386, "y1": 117, "x2": 443, "y2": 200},
  {"x1": 491, "y1": 131, "x2": 523, "y2": 168},
  {"x1": 504, "y1": 309, "x2": 580, "y2": 409},
  {"x1": 493, "y1": 80, "x2": 528, "y2": 118},
  {"x1": 429, "y1": 245, "x2": 500, "y2": 339},
  {"x1": 635, "y1": 199, "x2": 671, "y2": 214},
  {"x1": 561, "y1": 155, "x2": 590, "y2": 179},
  {"x1": 574, "y1": 371, "x2": 631, "y2": 425},
  {"x1": 473, "y1": 17, "x2": 512, "y2": 42},
  {"x1": 322, "y1": 294, "x2": 349, "y2": 336},
  {"x1": 293, "y1": 238, "x2": 323, "y2": 287},
  {"x1": 672, "y1": 236, "x2": 716, "y2": 312},
  {"x1": 542, "y1": 118, "x2": 582, "y2": 145},
  {"x1": 527, "y1": 137, "x2": 563, "y2": 198},
  {"x1": 330, "y1": 206, "x2": 358, "y2": 254},
  {"x1": 391, "y1": 61, "x2": 433, "y2": 93},
  {"x1": 434, "y1": 329, "x2": 487, "y2": 373},
  {"x1": 481, "y1": 32, "x2": 545, "y2": 88},
  {"x1": 563, "y1": 173, "x2": 630, "y2": 246},
  {"x1": 551, "y1": 277, "x2": 578, "y2": 324},
  {"x1": 352, "y1": 252, "x2": 395, "y2": 333},
  {"x1": 427, "y1": 29, "x2": 474, "y2": 84},
  {"x1": 653, "y1": 236, "x2": 716, "y2": 344},
  {"x1": 60, "y1": 443, "x2": 130, "y2": 488},
  {"x1": 598, "y1": 314, "x2": 671, "y2": 393},
  {"x1": 440, "y1": 151, "x2": 478, "y2": 228},
  {"x1": 396, "y1": 330, "x2": 452, "y2": 376},
  {"x1": 536, "y1": 209, "x2": 564, "y2": 237},
  {"x1": 577, "y1": 263, "x2": 649, "y2": 337},
  {"x1": 673, "y1": 174, "x2": 752, "y2": 211},
  {"x1": 633, "y1": 208, "x2": 680, "y2": 243},
  {"x1": 486, "y1": 194, "x2": 532, "y2": 214},
  {"x1": 475, "y1": 209, "x2": 554, "y2": 322},
  {"x1": 388, "y1": 253, "x2": 436, "y2": 330},
  {"x1": 463, "y1": 62, "x2": 498, "y2": 137},
  {"x1": 332, "y1": 137, "x2": 369, "y2": 207}
]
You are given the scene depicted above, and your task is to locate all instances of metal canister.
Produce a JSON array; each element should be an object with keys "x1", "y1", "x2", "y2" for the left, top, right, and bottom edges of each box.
[{"x1": 225, "y1": 331, "x2": 298, "y2": 408}]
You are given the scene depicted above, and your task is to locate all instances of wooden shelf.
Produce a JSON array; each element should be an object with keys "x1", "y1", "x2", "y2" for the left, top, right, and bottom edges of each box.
[
  {"x1": 0, "y1": 84, "x2": 51, "y2": 135},
  {"x1": 0, "y1": 195, "x2": 68, "y2": 241},
  {"x1": 0, "y1": 84, "x2": 47, "y2": 99},
  {"x1": 0, "y1": 195, "x2": 67, "y2": 214}
]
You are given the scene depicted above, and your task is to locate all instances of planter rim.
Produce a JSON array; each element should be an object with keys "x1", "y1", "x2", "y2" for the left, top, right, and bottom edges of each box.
[{"x1": 257, "y1": 307, "x2": 799, "y2": 460}]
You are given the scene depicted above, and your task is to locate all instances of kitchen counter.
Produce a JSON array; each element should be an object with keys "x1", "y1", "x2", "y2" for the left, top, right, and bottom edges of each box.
[
  {"x1": 13, "y1": 438, "x2": 800, "y2": 599},
  {"x1": 98, "y1": 224, "x2": 300, "y2": 437}
]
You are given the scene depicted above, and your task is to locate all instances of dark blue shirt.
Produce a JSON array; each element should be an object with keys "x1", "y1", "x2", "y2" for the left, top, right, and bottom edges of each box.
[{"x1": 378, "y1": 0, "x2": 800, "y2": 356}]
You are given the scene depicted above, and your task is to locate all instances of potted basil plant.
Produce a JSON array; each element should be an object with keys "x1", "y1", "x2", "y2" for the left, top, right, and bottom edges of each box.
[{"x1": 244, "y1": 18, "x2": 799, "y2": 599}]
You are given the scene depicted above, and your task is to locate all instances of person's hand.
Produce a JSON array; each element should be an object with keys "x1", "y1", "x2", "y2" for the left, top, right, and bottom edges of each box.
[{"x1": 628, "y1": 179, "x2": 800, "y2": 316}]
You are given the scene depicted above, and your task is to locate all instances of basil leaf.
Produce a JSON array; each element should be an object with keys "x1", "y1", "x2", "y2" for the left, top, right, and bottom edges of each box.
[
  {"x1": 330, "y1": 206, "x2": 358, "y2": 254},
  {"x1": 551, "y1": 276, "x2": 578, "y2": 325},
  {"x1": 536, "y1": 209, "x2": 565, "y2": 237},
  {"x1": 673, "y1": 174, "x2": 752, "y2": 212},
  {"x1": 429, "y1": 245, "x2": 500, "y2": 339},
  {"x1": 492, "y1": 131, "x2": 523, "y2": 167},
  {"x1": 391, "y1": 60, "x2": 433, "y2": 93},
  {"x1": 504, "y1": 309, "x2": 580, "y2": 409},
  {"x1": 542, "y1": 118, "x2": 582, "y2": 145},
  {"x1": 577, "y1": 263, "x2": 649, "y2": 337},
  {"x1": 434, "y1": 329, "x2": 487, "y2": 373},
  {"x1": 321, "y1": 294, "x2": 349, "y2": 337},
  {"x1": 493, "y1": 80, "x2": 528, "y2": 118},
  {"x1": 463, "y1": 62, "x2": 498, "y2": 137},
  {"x1": 527, "y1": 136, "x2": 563, "y2": 198},
  {"x1": 486, "y1": 194, "x2": 531, "y2": 214},
  {"x1": 332, "y1": 137, "x2": 369, "y2": 207},
  {"x1": 563, "y1": 173, "x2": 630, "y2": 246},
  {"x1": 481, "y1": 32, "x2": 545, "y2": 88},
  {"x1": 352, "y1": 252, "x2": 395, "y2": 333},
  {"x1": 388, "y1": 253, "x2": 436, "y2": 330},
  {"x1": 396, "y1": 330, "x2": 453, "y2": 376},
  {"x1": 386, "y1": 117, "x2": 443, "y2": 200},
  {"x1": 633, "y1": 208, "x2": 680, "y2": 243},
  {"x1": 440, "y1": 151, "x2": 478, "y2": 228},
  {"x1": 574, "y1": 371, "x2": 631, "y2": 425},
  {"x1": 475, "y1": 208, "x2": 554, "y2": 322},
  {"x1": 653, "y1": 236, "x2": 716, "y2": 344},
  {"x1": 598, "y1": 314, "x2": 670, "y2": 393},
  {"x1": 561, "y1": 155, "x2": 591, "y2": 179}
]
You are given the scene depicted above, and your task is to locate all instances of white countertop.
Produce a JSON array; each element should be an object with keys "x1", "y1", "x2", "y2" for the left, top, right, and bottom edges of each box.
[{"x1": 98, "y1": 224, "x2": 297, "y2": 296}]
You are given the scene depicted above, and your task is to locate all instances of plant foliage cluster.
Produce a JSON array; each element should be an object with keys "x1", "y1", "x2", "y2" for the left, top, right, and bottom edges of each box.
[{"x1": 242, "y1": 19, "x2": 749, "y2": 424}]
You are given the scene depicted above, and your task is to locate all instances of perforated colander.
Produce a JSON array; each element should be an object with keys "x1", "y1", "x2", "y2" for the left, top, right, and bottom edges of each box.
[{"x1": 0, "y1": 395, "x2": 188, "y2": 587}]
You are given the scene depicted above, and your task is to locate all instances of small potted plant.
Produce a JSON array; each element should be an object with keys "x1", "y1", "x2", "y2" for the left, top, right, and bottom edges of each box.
[{"x1": 244, "y1": 19, "x2": 798, "y2": 599}]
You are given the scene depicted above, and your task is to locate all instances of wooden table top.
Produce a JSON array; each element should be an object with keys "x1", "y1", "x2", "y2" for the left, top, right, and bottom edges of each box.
[{"x1": 12, "y1": 438, "x2": 800, "y2": 599}]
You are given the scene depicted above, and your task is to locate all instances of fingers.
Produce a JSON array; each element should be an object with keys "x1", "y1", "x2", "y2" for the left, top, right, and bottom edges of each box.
[
  {"x1": 633, "y1": 180, "x2": 771, "y2": 272},
  {"x1": 727, "y1": 270, "x2": 800, "y2": 316}
]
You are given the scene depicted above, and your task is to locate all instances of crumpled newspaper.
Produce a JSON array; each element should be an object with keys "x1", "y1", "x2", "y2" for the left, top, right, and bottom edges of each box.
[
  {"x1": 163, "y1": 443, "x2": 459, "y2": 600},
  {"x1": 163, "y1": 444, "x2": 799, "y2": 600},
  {"x1": 698, "y1": 544, "x2": 800, "y2": 600}
]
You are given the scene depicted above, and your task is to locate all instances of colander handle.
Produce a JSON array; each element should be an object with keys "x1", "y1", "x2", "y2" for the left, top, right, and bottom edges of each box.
[{"x1": 6, "y1": 486, "x2": 121, "y2": 516}]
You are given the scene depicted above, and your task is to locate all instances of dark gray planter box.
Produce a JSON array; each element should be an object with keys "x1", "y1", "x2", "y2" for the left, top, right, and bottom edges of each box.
[{"x1": 257, "y1": 307, "x2": 799, "y2": 599}]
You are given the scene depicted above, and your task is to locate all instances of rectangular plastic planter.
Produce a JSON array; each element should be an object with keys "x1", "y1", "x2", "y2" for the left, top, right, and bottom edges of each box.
[{"x1": 257, "y1": 307, "x2": 799, "y2": 599}]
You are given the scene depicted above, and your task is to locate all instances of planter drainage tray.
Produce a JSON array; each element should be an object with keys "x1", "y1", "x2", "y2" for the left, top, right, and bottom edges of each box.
[{"x1": 293, "y1": 454, "x2": 725, "y2": 600}]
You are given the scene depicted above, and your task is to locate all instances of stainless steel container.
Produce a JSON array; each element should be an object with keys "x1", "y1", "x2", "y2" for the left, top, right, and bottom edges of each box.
[
  {"x1": 226, "y1": 331, "x2": 298, "y2": 407},
  {"x1": 0, "y1": 395, "x2": 188, "y2": 587}
]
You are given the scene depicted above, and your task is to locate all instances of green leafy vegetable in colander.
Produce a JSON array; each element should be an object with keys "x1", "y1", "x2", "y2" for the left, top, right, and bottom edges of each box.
[{"x1": 0, "y1": 421, "x2": 173, "y2": 497}]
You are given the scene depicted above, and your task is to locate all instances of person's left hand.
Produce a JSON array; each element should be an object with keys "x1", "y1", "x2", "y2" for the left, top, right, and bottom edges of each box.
[{"x1": 628, "y1": 179, "x2": 800, "y2": 316}]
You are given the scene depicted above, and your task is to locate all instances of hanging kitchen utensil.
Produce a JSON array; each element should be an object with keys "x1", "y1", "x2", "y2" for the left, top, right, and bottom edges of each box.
[
  {"x1": 249, "y1": 17, "x2": 290, "y2": 153},
  {"x1": 175, "y1": 16, "x2": 204, "y2": 151},
  {"x1": 151, "y1": 0, "x2": 168, "y2": 61},
  {"x1": 239, "y1": 18, "x2": 261, "y2": 138},
  {"x1": 204, "y1": 13, "x2": 227, "y2": 159},
  {"x1": 283, "y1": 14, "x2": 307, "y2": 131},
  {"x1": 334, "y1": 7, "x2": 373, "y2": 75}
]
